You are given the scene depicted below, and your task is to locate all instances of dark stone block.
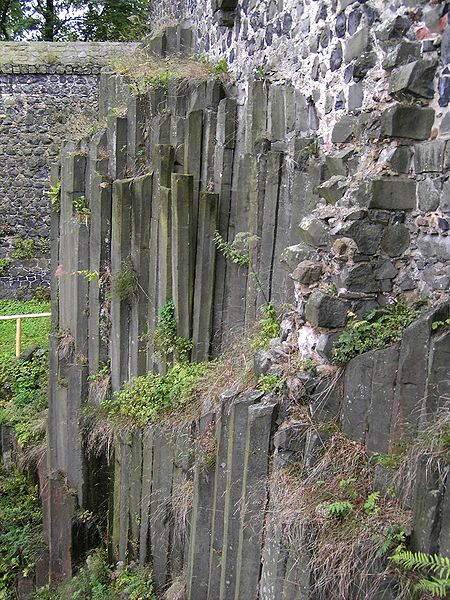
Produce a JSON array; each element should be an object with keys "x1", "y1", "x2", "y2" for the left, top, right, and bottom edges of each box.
[
  {"x1": 305, "y1": 291, "x2": 348, "y2": 328},
  {"x1": 336, "y1": 13, "x2": 346, "y2": 38},
  {"x1": 330, "y1": 43, "x2": 343, "y2": 71},
  {"x1": 383, "y1": 41, "x2": 421, "y2": 69},
  {"x1": 380, "y1": 104, "x2": 435, "y2": 140},
  {"x1": 414, "y1": 141, "x2": 446, "y2": 174},
  {"x1": 291, "y1": 260, "x2": 323, "y2": 285},
  {"x1": 338, "y1": 263, "x2": 379, "y2": 293},
  {"x1": 381, "y1": 224, "x2": 410, "y2": 257},
  {"x1": 369, "y1": 177, "x2": 416, "y2": 210},
  {"x1": 389, "y1": 59, "x2": 438, "y2": 99},
  {"x1": 331, "y1": 115, "x2": 357, "y2": 143}
]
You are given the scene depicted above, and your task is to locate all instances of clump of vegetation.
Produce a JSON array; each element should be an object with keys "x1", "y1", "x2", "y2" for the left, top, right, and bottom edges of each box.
[
  {"x1": 299, "y1": 356, "x2": 318, "y2": 376},
  {"x1": 272, "y1": 433, "x2": 412, "y2": 600},
  {"x1": 12, "y1": 236, "x2": 35, "y2": 260},
  {"x1": 46, "y1": 180, "x2": 61, "y2": 213},
  {"x1": 88, "y1": 361, "x2": 111, "y2": 404},
  {"x1": 212, "y1": 58, "x2": 229, "y2": 75},
  {"x1": 113, "y1": 260, "x2": 138, "y2": 301},
  {"x1": 0, "y1": 466, "x2": 44, "y2": 598},
  {"x1": 101, "y1": 361, "x2": 212, "y2": 426},
  {"x1": 332, "y1": 302, "x2": 419, "y2": 365},
  {"x1": 213, "y1": 230, "x2": 253, "y2": 267},
  {"x1": 72, "y1": 195, "x2": 91, "y2": 216},
  {"x1": 251, "y1": 303, "x2": 281, "y2": 350},
  {"x1": 32, "y1": 286, "x2": 51, "y2": 303},
  {"x1": 0, "y1": 258, "x2": 10, "y2": 276},
  {"x1": 152, "y1": 299, "x2": 192, "y2": 364},
  {"x1": 34, "y1": 548, "x2": 155, "y2": 600},
  {"x1": 37, "y1": 238, "x2": 50, "y2": 255},
  {"x1": 258, "y1": 373, "x2": 284, "y2": 395},
  {"x1": 431, "y1": 317, "x2": 450, "y2": 331}
]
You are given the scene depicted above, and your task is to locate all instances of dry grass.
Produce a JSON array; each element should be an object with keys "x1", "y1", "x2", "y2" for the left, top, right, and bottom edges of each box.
[
  {"x1": 270, "y1": 434, "x2": 412, "y2": 600},
  {"x1": 89, "y1": 373, "x2": 112, "y2": 405},
  {"x1": 58, "y1": 329, "x2": 75, "y2": 360},
  {"x1": 113, "y1": 48, "x2": 222, "y2": 96},
  {"x1": 163, "y1": 573, "x2": 186, "y2": 600},
  {"x1": 80, "y1": 405, "x2": 137, "y2": 461}
]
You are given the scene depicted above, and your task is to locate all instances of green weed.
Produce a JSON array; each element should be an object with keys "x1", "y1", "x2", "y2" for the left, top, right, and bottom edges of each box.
[
  {"x1": 332, "y1": 302, "x2": 419, "y2": 365},
  {"x1": 0, "y1": 258, "x2": 10, "y2": 276},
  {"x1": 12, "y1": 237, "x2": 35, "y2": 260},
  {"x1": 251, "y1": 303, "x2": 281, "y2": 351},
  {"x1": 258, "y1": 373, "x2": 284, "y2": 394}
]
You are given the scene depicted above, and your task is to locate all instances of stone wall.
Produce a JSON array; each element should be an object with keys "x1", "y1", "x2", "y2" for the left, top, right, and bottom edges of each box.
[{"x1": 0, "y1": 42, "x2": 137, "y2": 298}]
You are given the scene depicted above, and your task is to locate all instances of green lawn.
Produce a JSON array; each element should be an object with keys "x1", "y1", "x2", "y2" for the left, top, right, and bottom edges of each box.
[{"x1": 0, "y1": 300, "x2": 51, "y2": 357}]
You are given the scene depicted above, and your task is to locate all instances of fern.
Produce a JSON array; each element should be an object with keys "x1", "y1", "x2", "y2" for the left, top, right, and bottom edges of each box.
[
  {"x1": 416, "y1": 576, "x2": 450, "y2": 597},
  {"x1": 390, "y1": 547, "x2": 450, "y2": 598},
  {"x1": 363, "y1": 491, "x2": 380, "y2": 514},
  {"x1": 325, "y1": 500, "x2": 353, "y2": 518}
]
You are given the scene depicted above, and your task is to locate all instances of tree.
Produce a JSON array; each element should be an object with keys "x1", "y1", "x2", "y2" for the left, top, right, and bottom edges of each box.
[{"x1": 0, "y1": 0, "x2": 150, "y2": 41}]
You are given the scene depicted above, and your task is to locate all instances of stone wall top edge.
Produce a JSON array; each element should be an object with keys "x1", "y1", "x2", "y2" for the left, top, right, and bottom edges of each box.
[{"x1": 0, "y1": 41, "x2": 140, "y2": 68}]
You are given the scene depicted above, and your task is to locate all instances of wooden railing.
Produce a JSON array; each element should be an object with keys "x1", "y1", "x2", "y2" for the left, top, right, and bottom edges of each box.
[{"x1": 0, "y1": 313, "x2": 51, "y2": 357}]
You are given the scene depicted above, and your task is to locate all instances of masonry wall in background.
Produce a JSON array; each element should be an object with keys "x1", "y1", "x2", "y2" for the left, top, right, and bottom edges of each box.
[{"x1": 0, "y1": 42, "x2": 137, "y2": 298}]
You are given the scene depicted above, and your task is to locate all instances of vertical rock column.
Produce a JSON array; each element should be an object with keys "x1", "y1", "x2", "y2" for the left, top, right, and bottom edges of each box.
[
  {"x1": 129, "y1": 173, "x2": 153, "y2": 379},
  {"x1": 146, "y1": 145, "x2": 175, "y2": 372},
  {"x1": 171, "y1": 173, "x2": 195, "y2": 342},
  {"x1": 192, "y1": 192, "x2": 219, "y2": 362},
  {"x1": 87, "y1": 130, "x2": 111, "y2": 381},
  {"x1": 110, "y1": 177, "x2": 133, "y2": 391},
  {"x1": 48, "y1": 140, "x2": 88, "y2": 582}
]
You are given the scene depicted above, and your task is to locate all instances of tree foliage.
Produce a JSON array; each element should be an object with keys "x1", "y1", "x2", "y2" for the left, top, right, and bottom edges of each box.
[{"x1": 0, "y1": 0, "x2": 150, "y2": 41}]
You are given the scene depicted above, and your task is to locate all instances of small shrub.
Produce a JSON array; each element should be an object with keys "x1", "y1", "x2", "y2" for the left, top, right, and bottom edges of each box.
[
  {"x1": 0, "y1": 258, "x2": 10, "y2": 276},
  {"x1": 251, "y1": 303, "x2": 281, "y2": 350},
  {"x1": 37, "y1": 238, "x2": 50, "y2": 255},
  {"x1": 213, "y1": 230, "x2": 251, "y2": 267},
  {"x1": 12, "y1": 236, "x2": 35, "y2": 260},
  {"x1": 258, "y1": 373, "x2": 284, "y2": 394},
  {"x1": 152, "y1": 299, "x2": 192, "y2": 363},
  {"x1": 324, "y1": 499, "x2": 354, "y2": 518},
  {"x1": 32, "y1": 286, "x2": 51, "y2": 303},
  {"x1": 299, "y1": 357, "x2": 318, "y2": 376},
  {"x1": 0, "y1": 351, "x2": 48, "y2": 447},
  {"x1": 332, "y1": 302, "x2": 419, "y2": 365},
  {"x1": 113, "y1": 260, "x2": 138, "y2": 301}
]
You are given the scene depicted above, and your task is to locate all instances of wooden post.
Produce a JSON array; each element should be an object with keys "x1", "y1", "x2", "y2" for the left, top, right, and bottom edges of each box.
[{"x1": 16, "y1": 318, "x2": 21, "y2": 357}]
